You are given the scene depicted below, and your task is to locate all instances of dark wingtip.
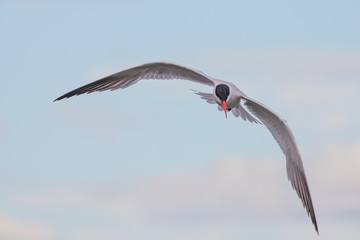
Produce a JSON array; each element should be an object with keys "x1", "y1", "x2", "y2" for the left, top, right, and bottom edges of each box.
[
  {"x1": 53, "y1": 92, "x2": 77, "y2": 102},
  {"x1": 315, "y1": 222, "x2": 319, "y2": 235},
  {"x1": 53, "y1": 96, "x2": 65, "y2": 102},
  {"x1": 311, "y1": 211, "x2": 319, "y2": 235}
]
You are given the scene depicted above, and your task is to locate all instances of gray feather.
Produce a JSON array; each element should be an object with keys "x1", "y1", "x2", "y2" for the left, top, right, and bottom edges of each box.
[
  {"x1": 242, "y1": 96, "x2": 318, "y2": 234},
  {"x1": 54, "y1": 62, "x2": 215, "y2": 101}
]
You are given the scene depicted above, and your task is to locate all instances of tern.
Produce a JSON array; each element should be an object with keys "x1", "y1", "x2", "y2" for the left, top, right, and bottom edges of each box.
[{"x1": 54, "y1": 62, "x2": 318, "y2": 233}]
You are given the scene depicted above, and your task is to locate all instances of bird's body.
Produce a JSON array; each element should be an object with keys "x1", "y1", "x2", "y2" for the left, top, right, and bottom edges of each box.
[{"x1": 55, "y1": 62, "x2": 318, "y2": 234}]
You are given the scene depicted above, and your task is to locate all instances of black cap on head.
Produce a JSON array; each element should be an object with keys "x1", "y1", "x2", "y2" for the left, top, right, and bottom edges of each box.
[{"x1": 215, "y1": 84, "x2": 230, "y2": 102}]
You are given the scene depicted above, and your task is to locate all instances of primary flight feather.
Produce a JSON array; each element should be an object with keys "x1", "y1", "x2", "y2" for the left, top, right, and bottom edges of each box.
[{"x1": 54, "y1": 62, "x2": 318, "y2": 233}]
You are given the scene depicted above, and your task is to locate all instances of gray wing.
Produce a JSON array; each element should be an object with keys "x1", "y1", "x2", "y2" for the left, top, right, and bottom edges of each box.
[
  {"x1": 191, "y1": 90, "x2": 225, "y2": 112},
  {"x1": 242, "y1": 96, "x2": 319, "y2": 234},
  {"x1": 232, "y1": 104, "x2": 261, "y2": 123},
  {"x1": 191, "y1": 90, "x2": 217, "y2": 104},
  {"x1": 54, "y1": 62, "x2": 215, "y2": 101}
]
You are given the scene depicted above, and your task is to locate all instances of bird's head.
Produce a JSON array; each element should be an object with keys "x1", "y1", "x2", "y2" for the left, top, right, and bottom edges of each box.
[{"x1": 215, "y1": 84, "x2": 230, "y2": 118}]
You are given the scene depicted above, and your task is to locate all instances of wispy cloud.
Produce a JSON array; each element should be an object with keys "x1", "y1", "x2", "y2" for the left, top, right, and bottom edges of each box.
[
  {"x1": 17, "y1": 156, "x2": 313, "y2": 222},
  {"x1": 97, "y1": 157, "x2": 289, "y2": 220},
  {"x1": 312, "y1": 142, "x2": 360, "y2": 216},
  {"x1": 15, "y1": 141, "x2": 360, "y2": 238},
  {"x1": 0, "y1": 213, "x2": 54, "y2": 240}
]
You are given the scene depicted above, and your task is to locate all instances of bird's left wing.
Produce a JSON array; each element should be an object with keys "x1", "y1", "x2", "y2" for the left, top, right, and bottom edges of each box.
[
  {"x1": 54, "y1": 62, "x2": 215, "y2": 101},
  {"x1": 241, "y1": 96, "x2": 319, "y2": 234}
]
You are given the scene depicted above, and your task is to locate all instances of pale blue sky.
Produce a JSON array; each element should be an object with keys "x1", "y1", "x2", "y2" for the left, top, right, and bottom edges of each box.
[{"x1": 1, "y1": 1, "x2": 359, "y2": 240}]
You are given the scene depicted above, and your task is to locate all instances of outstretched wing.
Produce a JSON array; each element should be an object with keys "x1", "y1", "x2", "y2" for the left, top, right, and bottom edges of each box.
[
  {"x1": 54, "y1": 62, "x2": 215, "y2": 101},
  {"x1": 242, "y1": 96, "x2": 318, "y2": 234}
]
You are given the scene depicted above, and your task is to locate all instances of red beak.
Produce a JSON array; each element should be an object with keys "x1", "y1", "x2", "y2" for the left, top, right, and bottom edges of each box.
[{"x1": 221, "y1": 101, "x2": 227, "y2": 119}]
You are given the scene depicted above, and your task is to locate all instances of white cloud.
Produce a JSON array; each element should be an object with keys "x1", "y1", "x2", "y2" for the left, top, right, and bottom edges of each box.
[
  {"x1": 0, "y1": 214, "x2": 54, "y2": 240},
  {"x1": 15, "y1": 141, "x2": 360, "y2": 238},
  {"x1": 311, "y1": 142, "x2": 360, "y2": 215},
  {"x1": 99, "y1": 157, "x2": 290, "y2": 220},
  {"x1": 17, "y1": 156, "x2": 309, "y2": 222}
]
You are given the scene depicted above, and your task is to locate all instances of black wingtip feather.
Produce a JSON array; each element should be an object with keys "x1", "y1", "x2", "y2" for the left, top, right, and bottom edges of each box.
[{"x1": 53, "y1": 96, "x2": 63, "y2": 102}]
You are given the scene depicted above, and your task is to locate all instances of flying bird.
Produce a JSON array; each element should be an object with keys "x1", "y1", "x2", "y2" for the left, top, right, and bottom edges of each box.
[{"x1": 54, "y1": 62, "x2": 318, "y2": 233}]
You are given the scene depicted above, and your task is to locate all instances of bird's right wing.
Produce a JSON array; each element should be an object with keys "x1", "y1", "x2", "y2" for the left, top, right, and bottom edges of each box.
[
  {"x1": 191, "y1": 90, "x2": 217, "y2": 104},
  {"x1": 54, "y1": 62, "x2": 215, "y2": 101},
  {"x1": 241, "y1": 96, "x2": 319, "y2": 234}
]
